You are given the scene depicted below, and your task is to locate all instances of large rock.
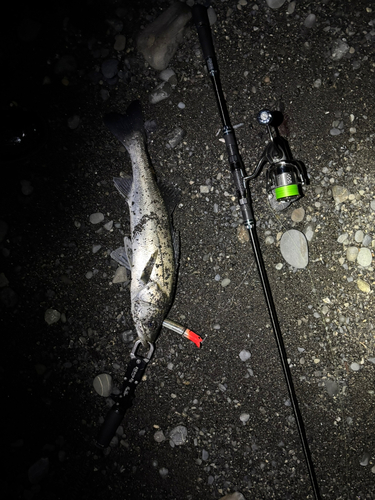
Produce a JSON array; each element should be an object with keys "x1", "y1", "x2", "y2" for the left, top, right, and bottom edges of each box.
[{"x1": 137, "y1": 2, "x2": 192, "y2": 71}]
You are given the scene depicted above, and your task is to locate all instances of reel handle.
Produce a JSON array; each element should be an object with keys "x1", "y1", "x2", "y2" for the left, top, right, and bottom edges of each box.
[{"x1": 192, "y1": 5, "x2": 216, "y2": 62}]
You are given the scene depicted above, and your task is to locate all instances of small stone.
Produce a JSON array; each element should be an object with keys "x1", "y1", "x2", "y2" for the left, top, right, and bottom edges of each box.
[
  {"x1": 221, "y1": 278, "x2": 231, "y2": 287},
  {"x1": 90, "y1": 213, "x2": 104, "y2": 224},
  {"x1": 202, "y1": 449, "x2": 209, "y2": 461},
  {"x1": 304, "y1": 14, "x2": 316, "y2": 29},
  {"x1": 332, "y1": 186, "x2": 349, "y2": 204},
  {"x1": 357, "y1": 248, "x2": 372, "y2": 267},
  {"x1": 21, "y1": 179, "x2": 34, "y2": 195},
  {"x1": 291, "y1": 207, "x2": 305, "y2": 222},
  {"x1": 266, "y1": 0, "x2": 286, "y2": 9},
  {"x1": 200, "y1": 185, "x2": 210, "y2": 194},
  {"x1": 154, "y1": 430, "x2": 166, "y2": 443},
  {"x1": 355, "y1": 230, "x2": 364, "y2": 243},
  {"x1": 357, "y1": 279, "x2": 370, "y2": 293},
  {"x1": 325, "y1": 379, "x2": 339, "y2": 397},
  {"x1": 104, "y1": 220, "x2": 114, "y2": 231},
  {"x1": 280, "y1": 230, "x2": 308, "y2": 268},
  {"x1": 177, "y1": 102, "x2": 185, "y2": 109},
  {"x1": 239, "y1": 350, "x2": 251, "y2": 362},
  {"x1": 169, "y1": 425, "x2": 187, "y2": 446},
  {"x1": 240, "y1": 413, "x2": 250, "y2": 423},
  {"x1": 346, "y1": 246, "x2": 358, "y2": 262},
  {"x1": 67, "y1": 115, "x2": 80, "y2": 130},
  {"x1": 360, "y1": 452, "x2": 370, "y2": 466},
  {"x1": 237, "y1": 224, "x2": 249, "y2": 243},
  {"x1": 93, "y1": 373, "x2": 113, "y2": 397},
  {"x1": 337, "y1": 233, "x2": 348, "y2": 244},
  {"x1": 92, "y1": 244, "x2": 102, "y2": 254},
  {"x1": 114, "y1": 34, "x2": 126, "y2": 51},
  {"x1": 149, "y1": 81, "x2": 173, "y2": 104},
  {"x1": 112, "y1": 266, "x2": 128, "y2": 283},
  {"x1": 44, "y1": 309, "x2": 61, "y2": 325},
  {"x1": 159, "y1": 68, "x2": 177, "y2": 85},
  {"x1": 159, "y1": 467, "x2": 169, "y2": 478},
  {"x1": 350, "y1": 362, "x2": 360, "y2": 372}
]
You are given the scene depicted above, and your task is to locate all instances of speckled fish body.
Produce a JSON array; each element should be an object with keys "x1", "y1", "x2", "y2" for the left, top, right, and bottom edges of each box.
[{"x1": 104, "y1": 101, "x2": 176, "y2": 345}]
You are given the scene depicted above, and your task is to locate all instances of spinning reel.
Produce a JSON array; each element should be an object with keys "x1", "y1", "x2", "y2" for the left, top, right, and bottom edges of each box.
[{"x1": 247, "y1": 109, "x2": 308, "y2": 211}]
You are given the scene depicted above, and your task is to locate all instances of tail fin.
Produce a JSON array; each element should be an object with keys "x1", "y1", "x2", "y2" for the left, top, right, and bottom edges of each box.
[{"x1": 103, "y1": 100, "x2": 144, "y2": 151}]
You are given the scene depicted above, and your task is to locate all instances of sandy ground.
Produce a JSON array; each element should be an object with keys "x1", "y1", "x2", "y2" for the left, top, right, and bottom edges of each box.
[{"x1": 2, "y1": 1, "x2": 375, "y2": 499}]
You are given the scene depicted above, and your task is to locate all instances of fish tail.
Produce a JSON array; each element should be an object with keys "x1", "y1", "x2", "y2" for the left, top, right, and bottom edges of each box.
[{"x1": 103, "y1": 100, "x2": 145, "y2": 151}]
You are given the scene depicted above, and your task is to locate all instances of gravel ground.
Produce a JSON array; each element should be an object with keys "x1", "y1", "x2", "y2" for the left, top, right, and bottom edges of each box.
[{"x1": 2, "y1": 1, "x2": 375, "y2": 499}]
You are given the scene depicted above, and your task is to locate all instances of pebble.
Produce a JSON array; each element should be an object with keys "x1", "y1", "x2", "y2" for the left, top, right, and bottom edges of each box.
[
  {"x1": 177, "y1": 102, "x2": 185, "y2": 109},
  {"x1": 304, "y1": 14, "x2": 316, "y2": 29},
  {"x1": 357, "y1": 279, "x2": 370, "y2": 293},
  {"x1": 303, "y1": 224, "x2": 315, "y2": 242},
  {"x1": 350, "y1": 362, "x2": 360, "y2": 372},
  {"x1": 360, "y1": 452, "x2": 370, "y2": 466},
  {"x1": 332, "y1": 185, "x2": 349, "y2": 204},
  {"x1": 291, "y1": 207, "x2": 305, "y2": 222},
  {"x1": 104, "y1": 220, "x2": 113, "y2": 231},
  {"x1": 221, "y1": 278, "x2": 231, "y2": 287},
  {"x1": 325, "y1": 379, "x2": 339, "y2": 397},
  {"x1": 357, "y1": 248, "x2": 372, "y2": 267},
  {"x1": 346, "y1": 246, "x2": 358, "y2": 262},
  {"x1": 112, "y1": 266, "x2": 128, "y2": 283},
  {"x1": 89, "y1": 212, "x2": 104, "y2": 224},
  {"x1": 354, "y1": 230, "x2": 364, "y2": 243},
  {"x1": 370, "y1": 200, "x2": 375, "y2": 211},
  {"x1": 239, "y1": 350, "x2": 251, "y2": 362},
  {"x1": 337, "y1": 233, "x2": 348, "y2": 244},
  {"x1": 240, "y1": 413, "x2": 250, "y2": 423},
  {"x1": 92, "y1": 244, "x2": 102, "y2": 254},
  {"x1": 169, "y1": 425, "x2": 187, "y2": 446},
  {"x1": 114, "y1": 34, "x2": 126, "y2": 51},
  {"x1": 280, "y1": 229, "x2": 309, "y2": 268},
  {"x1": 44, "y1": 308, "x2": 61, "y2": 325},
  {"x1": 331, "y1": 39, "x2": 349, "y2": 60},
  {"x1": 287, "y1": 1, "x2": 296, "y2": 14},
  {"x1": 137, "y1": 2, "x2": 191, "y2": 71},
  {"x1": 101, "y1": 59, "x2": 118, "y2": 79},
  {"x1": 67, "y1": 114, "x2": 80, "y2": 130},
  {"x1": 219, "y1": 493, "x2": 246, "y2": 500},
  {"x1": 159, "y1": 68, "x2": 177, "y2": 86},
  {"x1": 330, "y1": 128, "x2": 341, "y2": 136},
  {"x1": 154, "y1": 430, "x2": 166, "y2": 443},
  {"x1": 149, "y1": 81, "x2": 173, "y2": 104},
  {"x1": 21, "y1": 179, "x2": 34, "y2": 195},
  {"x1": 166, "y1": 126, "x2": 186, "y2": 148},
  {"x1": 93, "y1": 373, "x2": 113, "y2": 397},
  {"x1": 266, "y1": 0, "x2": 286, "y2": 9},
  {"x1": 202, "y1": 449, "x2": 209, "y2": 461},
  {"x1": 159, "y1": 467, "x2": 169, "y2": 478},
  {"x1": 200, "y1": 185, "x2": 210, "y2": 194}
]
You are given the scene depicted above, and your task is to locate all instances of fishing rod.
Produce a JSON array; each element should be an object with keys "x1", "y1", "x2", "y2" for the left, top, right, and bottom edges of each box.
[{"x1": 192, "y1": 5, "x2": 320, "y2": 500}]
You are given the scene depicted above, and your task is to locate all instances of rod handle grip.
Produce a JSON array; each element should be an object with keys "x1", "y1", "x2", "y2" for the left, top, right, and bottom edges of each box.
[
  {"x1": 192, "y1": 5, "x2": 216, "y2": 61},
  {"x1": 95, "y1": 405, "x2": 125, "y2": 448}
]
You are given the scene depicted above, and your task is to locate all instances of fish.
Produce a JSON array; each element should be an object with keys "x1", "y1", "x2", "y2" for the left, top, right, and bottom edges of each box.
[{"x1": 104, "y1": 101, "x2": 178, "y2": 346}]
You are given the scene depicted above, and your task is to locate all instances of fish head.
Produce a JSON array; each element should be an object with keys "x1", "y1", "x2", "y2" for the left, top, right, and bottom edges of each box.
[{"x1": 133, "y1": 282, "x2": 168, "y2": 344}]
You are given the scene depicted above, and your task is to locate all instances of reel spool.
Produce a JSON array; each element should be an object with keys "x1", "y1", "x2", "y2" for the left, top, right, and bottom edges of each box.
[{"x1": 255, "y1": 109, "x2": 307, "y2": 210}]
